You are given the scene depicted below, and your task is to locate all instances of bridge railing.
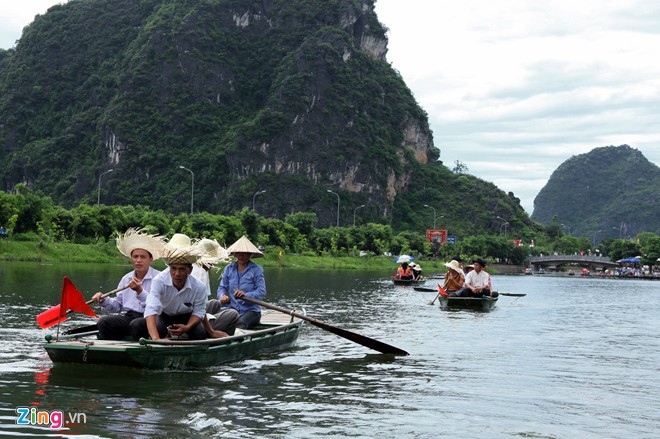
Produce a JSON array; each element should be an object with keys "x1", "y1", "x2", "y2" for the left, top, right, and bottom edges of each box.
[{"x1": 527, "y1": 254, "x2": 618, "y2": 266}]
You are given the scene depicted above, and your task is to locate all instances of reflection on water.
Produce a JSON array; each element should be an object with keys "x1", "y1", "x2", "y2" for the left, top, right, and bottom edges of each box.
[{"x1": 0, "y1": 262, "x2": 658, "y2": 438}]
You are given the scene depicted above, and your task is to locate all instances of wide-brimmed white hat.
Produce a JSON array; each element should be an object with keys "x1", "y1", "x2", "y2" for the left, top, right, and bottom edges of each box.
[
  {"x1": 116, "y1": 228, "x2": 166, "y2": 259},
  {"x1": 161, "y1": 233, "x2": 204, "y2": 265},
  {"x1": 226, "y1": 235, "x2": 263, "y2": 258},
  {"x1": 445, "y1": 259, "x2": 463, "y2": 274},
  {"x1": 166, "y1": 233, "x2": 197, "y2": 251},
  {"x1": 161, "y1": 248, "x2": 201, "y2": 265},
  {"x1": 195, "y1": 238, "x2": 230, "y2": 268}
]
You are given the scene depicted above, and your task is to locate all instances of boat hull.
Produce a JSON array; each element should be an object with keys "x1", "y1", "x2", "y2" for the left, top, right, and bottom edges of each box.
[
  {"x1": 392, "y1": 278, "x2": 424, "y2": 286},
  {"x1": 438, "y1": 296, "x2": 498, "y2": 311},
  {"x1": 44, "y1": 311, "x2": 304, "y2": 370}
]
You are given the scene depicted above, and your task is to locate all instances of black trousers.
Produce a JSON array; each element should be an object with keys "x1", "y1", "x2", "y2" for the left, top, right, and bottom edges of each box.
[{"x1": 97, "y1": 311, "x2": 143, "y2": 341}]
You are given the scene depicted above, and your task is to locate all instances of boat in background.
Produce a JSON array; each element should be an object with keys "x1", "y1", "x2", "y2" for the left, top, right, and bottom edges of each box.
[
  {"x1": 392, "y1": 278, "x2": 424, "y2": 286},
  {"x1": 438, "y1": 295, "x2": 498, "y2": 312}
]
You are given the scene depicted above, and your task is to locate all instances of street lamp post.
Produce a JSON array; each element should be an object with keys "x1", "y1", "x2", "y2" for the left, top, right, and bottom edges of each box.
[
  {"x1": 253, "y1": 190, "x2": 266, "y2": 211},
  {"x1": 496, "y1": 216, "x2": 509, "y2": 236},
  {"x1": 327, "y1": 190, "x2": 340, "y2": 227},
  {"x1": 592, "y1": 229, "x2": 603, "y2": 248},
  {"x1": 353, "y1": 204, "x2": 366, "y2": 227},
  {"x1": 179, "y1": 166, "x2": 194, "y2": 214},
  {"x1": 500, "y1": 221, "x2": 509, "y2": 238},
  {"x1": 423, "y1": 204, "x2": 436, "y2": 229},
  {"x1": 561, "y1": 223, "x2": 571, "y2": 236},
  {"x1": 97, "y1": 169, "x2": 114, "y2": 206}
]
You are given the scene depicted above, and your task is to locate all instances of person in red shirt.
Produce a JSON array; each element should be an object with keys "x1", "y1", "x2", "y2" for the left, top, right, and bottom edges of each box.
[{"x1": 396, "y1": 262, "x2": 413, "y2": 280}]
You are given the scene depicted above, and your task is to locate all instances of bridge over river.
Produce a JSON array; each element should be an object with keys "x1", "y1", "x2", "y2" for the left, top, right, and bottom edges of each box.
[{"x1": 527, "y1": 254, "x2": 619, "y2": 272}]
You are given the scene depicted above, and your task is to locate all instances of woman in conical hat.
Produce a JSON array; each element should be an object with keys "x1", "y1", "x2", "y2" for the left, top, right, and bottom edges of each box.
[
  {"x1": 226, "y1": 235, "x2": 263, "y2": 258},
  {"x1": 214, "y1": 235, "x2": 266, "y2": 330}
]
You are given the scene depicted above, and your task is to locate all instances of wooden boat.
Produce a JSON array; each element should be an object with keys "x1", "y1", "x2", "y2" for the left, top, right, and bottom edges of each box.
[
  {"x1": 43, "y1": 309, "x2": 304, "y2": 370},
  {"x1": 392, "y1": 277, "x2": 424, "y2": 286},
  {"x1": 438, "y1": 295, "x2": 498, "y2": 311}
]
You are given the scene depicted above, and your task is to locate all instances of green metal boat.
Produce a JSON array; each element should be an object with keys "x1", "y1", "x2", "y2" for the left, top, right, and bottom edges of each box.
[
  {"x1": 438, "y1": 296, "x2": 498, "y2": 311},
  {"x1": 43, "y1": 310, "x2": 304, "y2": 370},
  {"x1": 392, "y1": 278, "x2": 424, "y2": 286}
]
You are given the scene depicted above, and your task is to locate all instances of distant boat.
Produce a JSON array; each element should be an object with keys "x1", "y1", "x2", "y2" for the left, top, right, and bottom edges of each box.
[
  {"x1": 392, "y1": 277, "x2": 424, "y2": 286},
  {"x1": 438, "y1": 295, "x2": 498, "y2": 312}
]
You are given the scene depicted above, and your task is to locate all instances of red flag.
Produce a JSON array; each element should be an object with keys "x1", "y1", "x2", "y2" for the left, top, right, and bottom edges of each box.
[
  {"x1": 438, "y1": 284, "x2": 448, "y2": 297},
  {"x1": 60, "y1": 277, "x2": 98, "y2": 318},
  {"x1": 36, "y1": 277, "x2": 97, "y2": 328}
]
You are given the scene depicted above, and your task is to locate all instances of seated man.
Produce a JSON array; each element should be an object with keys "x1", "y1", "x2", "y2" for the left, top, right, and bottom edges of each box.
[
  {"x1": 409, "y1": 262, "x2": 423, "y2": 280},
  {"x1": 92, "y1": 228, "x2": 165, "y2": 340},
  {"x1": 178, "y1": 234, "x2": 240, "y2": 338},
  {"x1": 204, "y1": 300, "x2": 239, "y2": 337},
  {"x1": 130, "y1": 247, "x2": 208, "y2": 340},
  {"x1": 463, "y1": 258, "x2": 498, "y2": 298}
]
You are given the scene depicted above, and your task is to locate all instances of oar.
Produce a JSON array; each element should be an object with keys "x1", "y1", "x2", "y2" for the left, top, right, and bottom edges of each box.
[
  {"x1": 240, "y1": 297, "x2": 409, "y2": 356},
  {"x1": 427, "y1": 284, "x2": 449, "y2": 305},
  {"x1": 427, "y1": 291, "x2": 443, "y2": 305},
  {"x1": 416, "y1": 286, "x2": 526, "y2": 297},
  {"x1": 412, "y1": 285, "x2": 445, "y2": 303},
  {"x1": 36, "y1": 285, "x2": 129, "y2": 329}
]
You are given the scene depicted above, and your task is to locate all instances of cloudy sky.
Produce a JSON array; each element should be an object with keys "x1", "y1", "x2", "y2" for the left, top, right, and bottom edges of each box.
[{"x1": 2, "y1": 0, "x2": 659, "y2": 214}]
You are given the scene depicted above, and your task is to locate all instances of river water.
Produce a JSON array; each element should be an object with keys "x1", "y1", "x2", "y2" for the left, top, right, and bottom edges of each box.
[{"x1": 0, "y1": 262, "x2": 658, "y2": 438}]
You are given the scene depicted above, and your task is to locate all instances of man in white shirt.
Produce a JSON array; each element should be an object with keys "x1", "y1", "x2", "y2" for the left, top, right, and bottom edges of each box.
[
  {"x1": 92, "y1": 228, "x2": 165, "y2": 340},
  {"x1": 464, "y1": 258, "x2": 498, "y2": 297},
  {"x1": 130, "y1": 247, "x2": 208, "y2": 340}
]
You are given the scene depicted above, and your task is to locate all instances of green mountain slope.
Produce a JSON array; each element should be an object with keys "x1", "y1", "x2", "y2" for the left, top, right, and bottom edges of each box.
[
  {"x1": 532, "y1": 145, "x2": 660, "y2": 238},
  {"x1": 0, "y1": 0, "x2": 533, "y2": 234}
]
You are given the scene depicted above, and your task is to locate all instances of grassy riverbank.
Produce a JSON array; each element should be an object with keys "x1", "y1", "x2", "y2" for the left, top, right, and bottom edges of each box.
[{"x1": 0, "y1": 239, "x2": 450, "y2": 274}]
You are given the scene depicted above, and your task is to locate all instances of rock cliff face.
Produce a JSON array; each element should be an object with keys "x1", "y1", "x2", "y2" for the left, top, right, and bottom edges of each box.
[{"x1": 0, "y1": 0, "x2": 437, "y2": 220}]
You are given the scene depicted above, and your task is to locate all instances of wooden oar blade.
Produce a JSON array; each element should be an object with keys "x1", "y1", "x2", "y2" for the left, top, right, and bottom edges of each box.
[
  {"x1": 500, "y1": 292, "x2": 526, "y2": 297},
  {"x1": 413, "y1": 287, "x2": 436, "y2": 292},
  {"x1": 242, "y1": 297, "x2": 409, "y2": 356},
  {"x1": 307, "y1": 318, "x2": 409, "y2": 356}
]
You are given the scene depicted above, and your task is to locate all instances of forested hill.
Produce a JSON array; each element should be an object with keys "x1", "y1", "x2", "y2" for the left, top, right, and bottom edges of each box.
[
  {"x1": 0, "y1": 0, "x2": 532, "y2": 235},
  {"x1": 532, "y1": 145, "x2": 660, "y2": 238}
]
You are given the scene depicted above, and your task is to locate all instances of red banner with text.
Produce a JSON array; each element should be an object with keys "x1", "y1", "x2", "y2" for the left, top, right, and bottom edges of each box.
[{"x1": 426, "y1": 229, "x2": 447, "y2": 244}]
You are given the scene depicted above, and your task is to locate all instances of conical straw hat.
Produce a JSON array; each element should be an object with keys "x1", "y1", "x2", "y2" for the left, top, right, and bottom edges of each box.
[
  {"x1": 116, "y1": 228, "x2": 166, "y2": 259},
  {"x1": 226, "y1": 235, "x2": 263, "y2": 258}
]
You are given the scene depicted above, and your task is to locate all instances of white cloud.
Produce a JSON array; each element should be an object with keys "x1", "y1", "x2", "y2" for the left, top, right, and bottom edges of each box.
[
  {"x1": 0, "y1": 2, "x2": 67, "y2": 49},
  {"x1": 376, "y1": 0, "x2": 660, "y2": 214}
]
